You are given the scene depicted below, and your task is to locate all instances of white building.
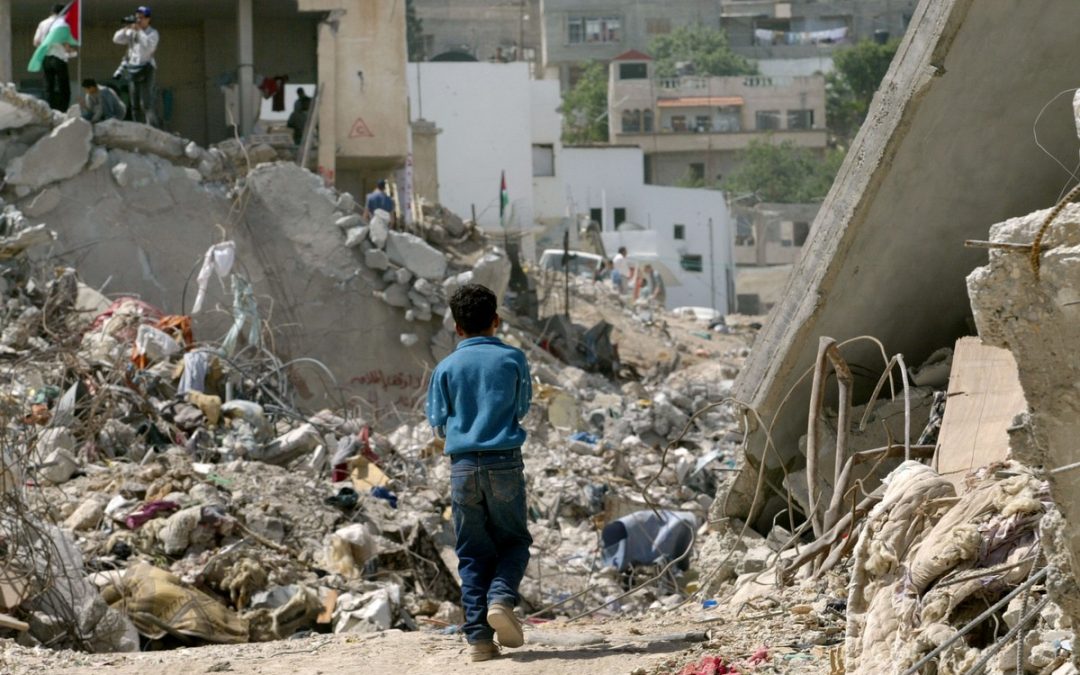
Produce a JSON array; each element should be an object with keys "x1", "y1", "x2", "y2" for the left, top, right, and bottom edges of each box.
[
  {"x1": 538, "y1": 146, "x2": 735, "y2": 312},
  {"x1": 406, "y1": 61, "x2": 735, "y2": 311}
]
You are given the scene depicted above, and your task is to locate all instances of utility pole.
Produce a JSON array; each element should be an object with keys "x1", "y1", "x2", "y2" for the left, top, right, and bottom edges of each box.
[{"x1": 563, "y1": 230, "x2": 571, "y2": 318}]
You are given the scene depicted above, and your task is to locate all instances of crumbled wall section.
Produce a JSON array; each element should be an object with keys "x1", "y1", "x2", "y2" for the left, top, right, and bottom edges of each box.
[
  {"x1": 725, "y1": 0, "x2": 1080, "y2": 526},
  {"x1": 967, "y1": 202, "x2": 1080, "y2": 625}
]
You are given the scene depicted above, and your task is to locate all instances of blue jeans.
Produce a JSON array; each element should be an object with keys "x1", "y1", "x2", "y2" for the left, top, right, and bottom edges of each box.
[{"x1": 450, "y1": 449, "x2": 532, "y2": 643}]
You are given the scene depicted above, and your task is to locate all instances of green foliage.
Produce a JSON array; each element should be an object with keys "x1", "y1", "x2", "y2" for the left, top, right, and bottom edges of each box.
[
  {"x1": 721, "y1": 139, "x2": 845, "y2": 203},
  {"x1": 560, "y1": 62, "x2": 609, "y2": 144},
  {"x1": 648, "y1": 25, "x2": 757, "y2": 78},
  {"x1": 826, "y1": 39, "x2": 899, "y2": 144},
  {"x1": 406, "y1": 0, "x2": 425, "y2": 61}
]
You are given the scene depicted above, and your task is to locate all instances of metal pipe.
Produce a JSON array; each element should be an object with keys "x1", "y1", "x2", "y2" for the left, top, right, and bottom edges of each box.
[{"x1": 900, "y1": 566, "x2": 1049, "y2": 675}]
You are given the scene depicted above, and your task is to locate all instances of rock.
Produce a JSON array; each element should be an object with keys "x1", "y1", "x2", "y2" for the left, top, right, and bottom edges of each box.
[
  {"x1": 369, "y1": 210, "x2": 390, "y2": 248},
  {"x1": 247, "y1": 143, "x2": 278, "y2": 166},
  {"x1": 442, "y1": 209, "x2": 467, "y2": 237},
  {"x1": 378, "y1": 283, "x2": 411, "y2": 308},
  {"x1": 111, "y1": 157, "x2": 157, "y2": 189},
  {"x1": 385, "y1": 231, "x2": 447, "y2": 280},
  {"x1": 471, "y1": 249, "x2": 512, "y2": 301},
  {"x1": 413, "y1": 278, "x2": 436, "y2": 298},
  {"x1": 400, "y1": 333, "x2": 419, "y2": 347},
  {"x1": 92, "y1": 119, "x2": 186, "y2": 161},
  {"x1": 336, "y1": 214, "x2": 363, "y2": 231},
  {"x1": 87, "y1": 146, "x2": 108, "y2": 170},
  {"x1": 5, "y1": 117, "x2": 92, "y2": 189},
  {"x1": 337, "y1": 192, "x2": 356, "y2": 213},
  {"x1": 0, "y1": 84, "x2": 54, "y2": 131},
  {"x1": 65, "y1": 497, "x2": 106, "y2": 531},
  {"x1": 394, "y1": 267, "x2": 413, "y2": 285},
  {"x1": 364, "y1": 248, "x2": 390, "y2": 270},
  {"x1": 345, "y1": 226, "x2": 368, "y2": 248},
  {"x1": 22, "y1": 188, "x2": 61, "y2": 217}
]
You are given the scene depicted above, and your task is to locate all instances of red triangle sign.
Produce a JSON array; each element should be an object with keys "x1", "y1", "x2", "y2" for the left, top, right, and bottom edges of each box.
[{"x1": 349, "y1": 117, "x2": 374, "y2": 138}]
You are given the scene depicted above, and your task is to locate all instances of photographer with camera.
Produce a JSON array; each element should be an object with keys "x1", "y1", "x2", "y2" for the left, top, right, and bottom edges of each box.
[{"x1": 112, "y1": 6, "x2": 159, "y2": 127}]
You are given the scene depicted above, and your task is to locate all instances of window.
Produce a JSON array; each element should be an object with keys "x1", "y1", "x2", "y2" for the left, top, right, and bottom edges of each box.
[
  {"x1": 614, "y1": 208, "x2": 627, "y2": 225},
  {"x1": 569, "y1": 16, "x2": 621, "y2": 44},
  {"x1": 590, "y1": 208, "x2": 602, "y2": 225},
  {"x1": 756, "y1": 110, "x2": 781, "y2": 130},
  {"x1": 671, "y1": 115, "x2": 688, "y2": 132},
  {"x1": 680, "y1": 254, "x2": 703, "y2": 272},
  {"x1": 621, "y1": 109, "x2": 642, "y2": 133},
  {"x1": 674, "y1": 224, "x2": 685, "y2": 240},
  {"x1": 689, "y1": 163, "x2": 704, "y2": 181},
  {"x1": 646, "y1": 18, "x2": 671, "y2": 35},
  {"x1": 619, "y1": 63, "x2": 648, "y2": 80},
  {"x1": 695, "y1": 115, "x2": 712, "y2": 132},
  {"x1": 532, "y1": 144, "x2": 554, "y2": 177},
  {"x1": 715, "y1": 106, "x2": 741, "y2": 132},
  {"x1": 787, "y1": 109, "x2": 814, "y2": 130},
  {"x1": 643, "y1": 109, "x2": 654, "y2": 132},
  {"x1": 735, "y1": 217, "x2": 755, "y2": 246},
  {"x1": 793, "y1": 221, "x2": 810, "y2": 246}
]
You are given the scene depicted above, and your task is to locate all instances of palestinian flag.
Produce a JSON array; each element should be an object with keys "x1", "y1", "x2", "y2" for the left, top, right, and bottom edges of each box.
[
  {"x1": 499, "y1": 171, "x2": 508, "y2": 227},
  {"x1": 64, "y1": 0, "x2": 81, "y2": 41}
]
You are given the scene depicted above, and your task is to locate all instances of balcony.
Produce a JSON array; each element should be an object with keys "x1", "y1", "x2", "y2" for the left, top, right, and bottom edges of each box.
[{"x1": 612, "y1": 128, "x2": 828, "y2": 154}]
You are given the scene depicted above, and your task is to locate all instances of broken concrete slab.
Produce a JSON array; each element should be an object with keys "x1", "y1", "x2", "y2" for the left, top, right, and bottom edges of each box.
[
  {"x1": 22, "y1": 188, "x2": 61, "y2": 217},
  {"x1": 725, "y1": 0, "x2": 1080, "y2": 526},
  {"x1": 0, "y1": 85, "x2": 54, "y2": 131},
  {"x1": 92, "y1": 119, "x2": 187, "y2": 162},
  {"x1": 385, "y1": 231, "x2": 447, "y2": 280},
  {"x1": 364, "y1": 248, "x2": 390, "y2": 270},
  {"x1": 5, "y1": 117, "x2": 92, "y2": 190}
]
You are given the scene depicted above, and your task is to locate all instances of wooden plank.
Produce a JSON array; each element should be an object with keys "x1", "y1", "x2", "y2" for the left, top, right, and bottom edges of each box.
[
  {"x1": 934, "y1": 337, "x2": 1027, "y2": 488},
  {"x1": 0, "y1": 612, "x2": 29, "y2": 632}
]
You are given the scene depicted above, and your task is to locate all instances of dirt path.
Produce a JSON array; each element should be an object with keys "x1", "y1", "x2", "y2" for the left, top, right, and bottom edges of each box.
[{"x1": 0, "y1": 610, "x2": 833, "y2": 675}]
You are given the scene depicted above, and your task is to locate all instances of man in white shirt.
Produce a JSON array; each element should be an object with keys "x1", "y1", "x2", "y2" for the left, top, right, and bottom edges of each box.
[
  {"x1": 112, "y1": 6, "x2": 160, "y2": 127},
  {"x1": 33, "y1": 4, "x2": 77, "y2": 111},
  {"x1": 611, "y1": 246, "x2": 632, "y2": 293}
]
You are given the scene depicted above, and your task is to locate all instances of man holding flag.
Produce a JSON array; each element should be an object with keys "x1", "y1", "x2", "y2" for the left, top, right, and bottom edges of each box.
[{"x1": 30, "y1": 3, "x2": 80, "y2": 111}]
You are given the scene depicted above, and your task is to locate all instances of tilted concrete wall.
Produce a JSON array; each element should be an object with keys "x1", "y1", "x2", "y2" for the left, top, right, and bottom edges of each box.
[{"x1": 724, "y1": 0, "x2": 1080, "y2": 525}]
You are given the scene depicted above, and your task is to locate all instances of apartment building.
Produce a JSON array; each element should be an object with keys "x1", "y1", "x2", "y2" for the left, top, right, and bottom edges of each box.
[
  {"x1": 412, "y1": 0, "x2": 542, "y2": 72},
  {"x1": 608, "y1": 51, "x2": 826, "y2": 186}
]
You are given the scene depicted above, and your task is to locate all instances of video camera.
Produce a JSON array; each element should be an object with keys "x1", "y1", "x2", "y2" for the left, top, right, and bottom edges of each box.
[{"x1": 120, "y1": 14, "x2": 137, "y2": 24}]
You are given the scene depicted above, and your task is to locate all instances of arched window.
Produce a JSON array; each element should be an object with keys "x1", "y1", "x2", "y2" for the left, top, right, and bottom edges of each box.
[
  {"x1": 621, "y1": 109, "x2": 636, "y2": 132},
  {"x1": 643, "y1": 109, "x2": 654, "y2": 132}
]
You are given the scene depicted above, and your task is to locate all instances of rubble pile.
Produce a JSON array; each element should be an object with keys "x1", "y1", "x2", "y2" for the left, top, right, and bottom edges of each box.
[{"x1": 0, "y1": 86, "x2": 765, "y2": 657}]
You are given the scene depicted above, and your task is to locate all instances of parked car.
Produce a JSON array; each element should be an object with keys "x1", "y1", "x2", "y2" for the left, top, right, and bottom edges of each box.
[{"x1": 536, "y1": 249, "x2": 604, "y2": 278}]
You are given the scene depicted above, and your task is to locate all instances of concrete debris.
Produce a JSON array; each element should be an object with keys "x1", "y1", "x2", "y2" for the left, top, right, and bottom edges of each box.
[
  {"x1": 0, "y1": 84, "x2": 55, "y2": 131},
  {"x1": 5, "y1": 117, "x2": 91, "y2": 190},
  {"x1": 0, "y1": 83, "x2": 784, "y2": 666}
]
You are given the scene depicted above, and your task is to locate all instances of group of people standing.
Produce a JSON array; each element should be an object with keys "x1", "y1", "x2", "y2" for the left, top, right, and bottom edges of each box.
[
  {"x1": 602, "y1": 246, "x2": 666, "y2": 306},
  {"x1": 29, "y1": 4, "x2": 160, "y2": 127}
]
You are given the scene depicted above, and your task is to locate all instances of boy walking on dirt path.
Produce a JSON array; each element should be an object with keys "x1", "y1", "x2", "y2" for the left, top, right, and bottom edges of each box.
[{"x1": 426, "y1": 283, "x2": 533, "y2": 662}]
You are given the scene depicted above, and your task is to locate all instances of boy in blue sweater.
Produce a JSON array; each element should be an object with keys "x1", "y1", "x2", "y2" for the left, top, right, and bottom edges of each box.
[{"x1": 426, "y1": 284, "x2": 532, "y2": 662}]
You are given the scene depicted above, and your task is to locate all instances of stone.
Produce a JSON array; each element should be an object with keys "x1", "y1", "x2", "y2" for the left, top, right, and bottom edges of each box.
[
  {"x1": 336, "y1": 214, "x2": 363, "y2": 231},
  {"x1": 247, "y1": 144, "x2": 278, "y2": 166},
  {"x1": 111, "y1": 157, "x2": 157, "y2": 189},
  {"x1": 345, "y1": 226, "x2": 369, "y2": 248},
  {"x1": 337, "y1": 192, "x2": 356, "y2": 213},
  {"x1": 400, "y1": 333, "x2": 419, "y2": 347},
  {"x1": 93, "y1": 119, "x2": 186, "y2": 161},
  {"x1": 470, "y1": 249, "x2": 512, "y2": 302},
  {"x1": 369, "y1": 210, "x2": 390, "y2": 248},
  {"x1": 23, "y1": 188, "x2": 61, "y2": 217},
  {"x1": 5, "y1": 117, "x2": 92, "y2": 190},
  {"x1": 364, "y1": 248, "x2": 390, "y2": 270},
  {"x1": 87, "y1": 146, "x2": 108, "y2": 171},
  {"x1": 378, "y1": 283, "x2": 411, "y2": 308},
  {"x1": 442, "y1": 209, "x2": 467, "y2": 237},
  {"x1": 413, "y1": 278, "x2": 436, "y2": 298},
  {"x1": 0, "y1": 85, "x2": 54, "y2": 131},
  {"x1": 64, "y1": 497, "x2": 106, "y2": 531},
  {"x1": 394, "y1": 267, "x2": 413, "y2": 285},
  {"x1": 385, "y1": 231, "x2": 447, "y2": 280}
]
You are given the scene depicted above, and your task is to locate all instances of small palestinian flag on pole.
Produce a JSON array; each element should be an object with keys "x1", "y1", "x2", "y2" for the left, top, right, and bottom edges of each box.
[
  {"x1": 65, "y1": 0, "x2": 81, "y2": 41},
  {"x1": 499, "y1": 170, "x2": 508, "y2": 228}
]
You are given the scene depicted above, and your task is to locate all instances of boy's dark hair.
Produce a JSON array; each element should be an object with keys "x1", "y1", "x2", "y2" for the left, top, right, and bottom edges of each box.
[
  {"x1": 450, "y1": 284, "x2": 497, "y2": 335},
  {"x1": 81, "y1": 78, "x2": 98, "y2": 89}
]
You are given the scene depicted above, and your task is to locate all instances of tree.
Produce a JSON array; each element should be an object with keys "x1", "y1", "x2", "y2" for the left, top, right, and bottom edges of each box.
[
  {"x1": 648, "y1": 25, "x2": 757, "y2": 79},
  {"x1": 826, "y1": 39, "x2": 899, "y2": 144},
  {"x1": 560, "y1": 62, "x2": 609, "y2": 144},
  {"x1": 720, "y1": 139, "x2": 845, "y2": 203},
  {"x1": 406, "y1": 0, "x2": 425, "y2": 62}
]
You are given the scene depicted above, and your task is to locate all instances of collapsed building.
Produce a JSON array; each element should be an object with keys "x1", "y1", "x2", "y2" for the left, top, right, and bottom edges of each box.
[{"x1": 0, "y1": 83, "x2": 756, "y2": 659}]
